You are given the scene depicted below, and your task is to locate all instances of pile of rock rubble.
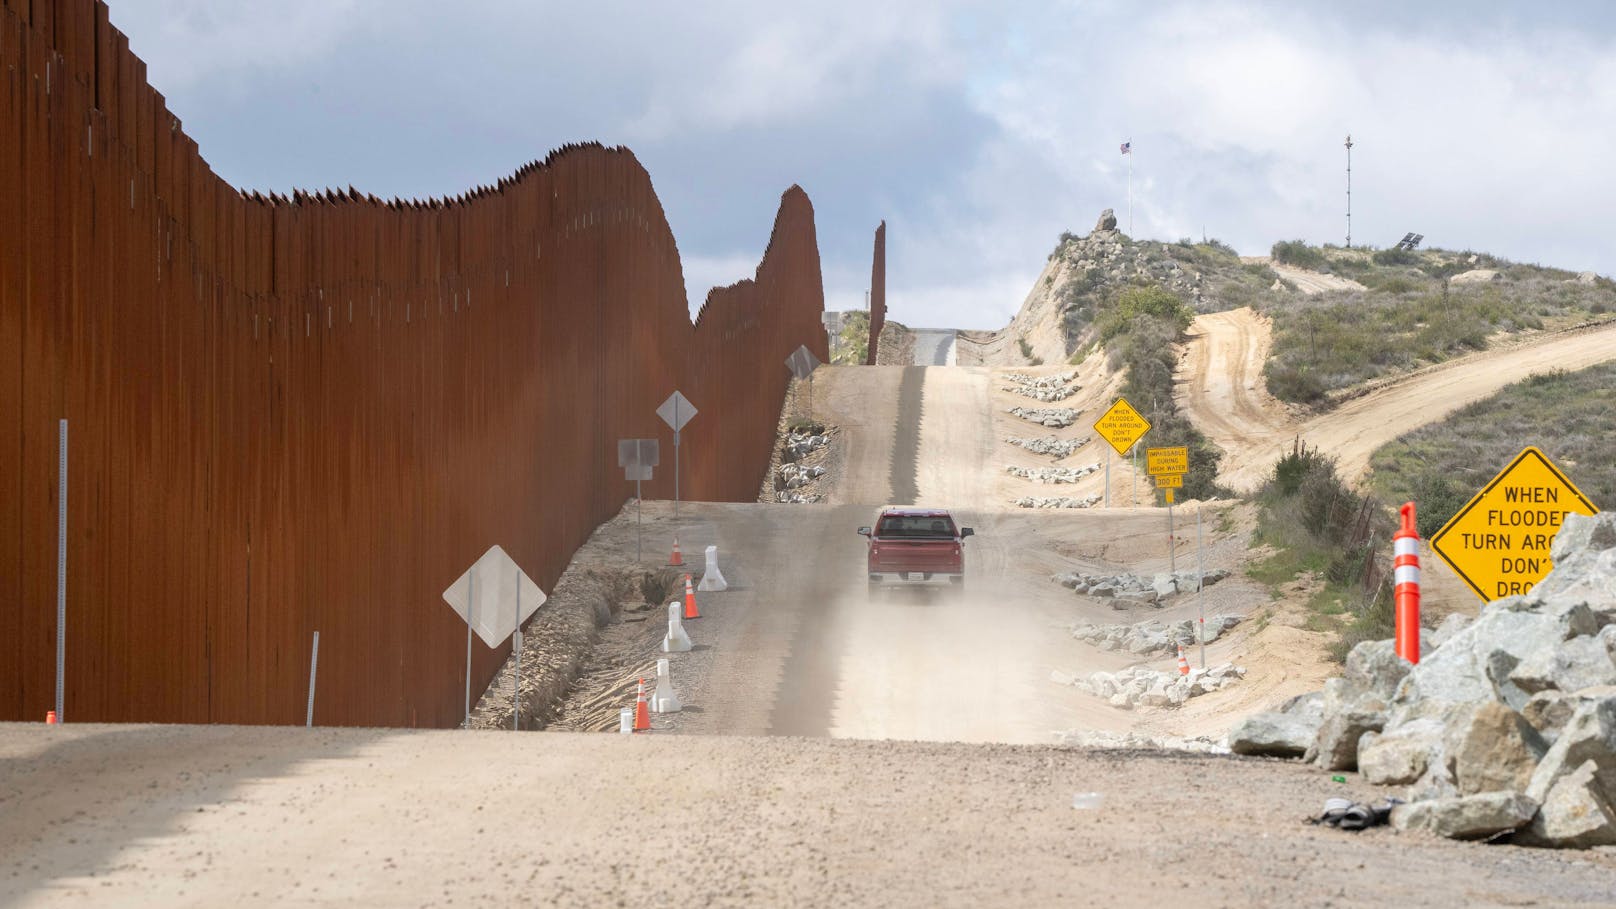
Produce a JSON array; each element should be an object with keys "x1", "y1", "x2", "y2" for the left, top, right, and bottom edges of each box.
[
  {"x1": 1053, "y1": 568, "x2": 1230, "y2": 606},
  {"x1": 1008, "y1": 407, "x2": 1080, "y2": 428},
  {"x1": 777, "y1": 463, "x2": 825, "y2": 489},
  {"x1": 1072, "y1": 615, "x2": 1243, "y2": 654},
  {"x1": 782, "y1": 431, "x2": 829, "y2": 462},
  {"x1": 771, "y1": 429, "x2": 831, "y2": 504},
  {"x1": 1005, "y1": 436, "x2": 1090, "y2": 460},
  {"x1": 1002, "y1": 370, "x2": 1081, "y2": 402},
  {"x1": 1058, "y1": 663, "x2": 1246, "y2": 710},
  {"x1": 1228, "y1": 511, "x2": 1616, "y2": 848},
  {"x1": 1013, "y1": 495, "x2": 1100, "y2": 509},
  {"x1": 1005, "y1": 463, "x2": 1100, "y2": 484}
]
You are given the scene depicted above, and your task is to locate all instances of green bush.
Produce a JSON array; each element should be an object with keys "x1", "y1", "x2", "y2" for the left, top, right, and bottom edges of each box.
[
  {"x1": 1271, "y1": 240, "x2": 1329, "y2": 271},
  {"x1": 1096, "y1": 285, "x2": 1193, "y2": 342},
  {"x1": 1371, "y1": 248, "x2": 1419, "y2": 267}
]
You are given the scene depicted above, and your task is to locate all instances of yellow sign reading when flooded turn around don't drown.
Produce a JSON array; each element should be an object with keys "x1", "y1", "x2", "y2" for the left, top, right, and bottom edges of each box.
[
  {"x1": 1430, "y1": 446, "x2": 1598, "y2": 602},
  {"x1": 1093, "y1": 398, "x2": 1151, "y2": 456}
]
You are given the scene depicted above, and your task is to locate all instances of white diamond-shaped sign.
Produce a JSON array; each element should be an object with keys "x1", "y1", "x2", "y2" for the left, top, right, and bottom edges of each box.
[
  {"x1": 442, "y1": 545, "x2": 547, "y2": 648},
  {"x1": 656, "y1": 391, "x2": 697, "y2": 432},
  {"x1": 785, "y1": 345, "x2": 822, "y2": 380}
]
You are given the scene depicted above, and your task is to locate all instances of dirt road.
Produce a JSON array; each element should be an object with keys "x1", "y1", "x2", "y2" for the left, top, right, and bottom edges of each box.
[
  {"x1": 1177, "y1": 308, "x2": 1616, "y2": 492},
  {"x1": 7, "y1": 724, "x2": 1614, "y2": 908}
]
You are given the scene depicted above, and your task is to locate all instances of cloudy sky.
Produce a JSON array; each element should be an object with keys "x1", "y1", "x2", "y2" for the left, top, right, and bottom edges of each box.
[{"x1": 108, "y1": 1, "x2": 1616, "y2": 329}]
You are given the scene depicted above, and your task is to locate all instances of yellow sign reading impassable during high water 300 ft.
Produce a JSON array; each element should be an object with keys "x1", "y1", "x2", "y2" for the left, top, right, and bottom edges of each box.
[
  {"x1": 1430, "y1": 446, "x2": 1598, "y2": 602},
  {"x1": 1093, "y1": 398, "x2": 1151, "y2": 457}
]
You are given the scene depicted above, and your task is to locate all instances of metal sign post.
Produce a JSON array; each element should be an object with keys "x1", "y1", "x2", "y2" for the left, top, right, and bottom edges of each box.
[
  {"x1": 306, "y1": 631, "x2": 320, "y2": 727},
  {"x1": 56, "y1": 419, "x2": 67, "y2": 723},
  {"x1": 464, "y1": 572, "x2": 474, "y2": 727},
  {"x1": 1196, "y1": 509, "x2": 1206, "y2": 669},
  {"x1": 785, "y1": 346, "x2": 821, "y2": 423},
  {"x1": 1093, "y1": 398, "x2": 1150, "y2": 510},
  {"x1": 657, "y1": 392, "x2": 698, "y2": 519},
  {"x1": 512, "y1": 575, "x2": 521, "y2": 731},
  {"x1": 618, "y1": 440, "x2": 659, "y2": 562},
  {"x1": 442, "y1": 546, "x2": 548, "y2": 731}
]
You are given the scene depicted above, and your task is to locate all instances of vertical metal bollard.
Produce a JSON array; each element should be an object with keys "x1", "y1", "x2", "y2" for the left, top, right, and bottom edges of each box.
[
  {"x1": 306, "y1": 631, "x2": 320, "y2": 727},
  {"x1": 1196, "y1": 509, "x2": 1206, "y2": 669},
  {"x1": 56, "y1": 420, "x2": 67, "y2": 724}
]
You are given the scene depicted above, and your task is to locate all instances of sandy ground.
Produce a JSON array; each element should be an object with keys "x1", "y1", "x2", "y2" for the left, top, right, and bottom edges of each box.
[{"x1": 7, "y1": 724, "x2": 1615, "y2": 908}]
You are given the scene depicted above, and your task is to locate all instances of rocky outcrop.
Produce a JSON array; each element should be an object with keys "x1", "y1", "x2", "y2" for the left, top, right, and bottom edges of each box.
[{"x1": 1225, "y1": 511, "x2": 1616, "y2": 849}]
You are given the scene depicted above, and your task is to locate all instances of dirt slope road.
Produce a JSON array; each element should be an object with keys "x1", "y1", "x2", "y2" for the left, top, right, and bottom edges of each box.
[{"x1": 1178, "y1": 308, "x2": 1616, "y2": 492}]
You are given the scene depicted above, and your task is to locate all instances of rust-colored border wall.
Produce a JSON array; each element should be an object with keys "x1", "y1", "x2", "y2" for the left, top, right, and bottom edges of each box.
[
  {"x1": 864, "y1": 221, "x2": 885, "y2": 365},
  {"x1": 0, "y1": 0, "x2": 828, "y2": 726}
]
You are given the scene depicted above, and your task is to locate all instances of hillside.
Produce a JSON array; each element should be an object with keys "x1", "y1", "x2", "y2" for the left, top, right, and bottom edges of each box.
[{"x1": 998, "y1": 217, "x2": 1616, "y2": 408}]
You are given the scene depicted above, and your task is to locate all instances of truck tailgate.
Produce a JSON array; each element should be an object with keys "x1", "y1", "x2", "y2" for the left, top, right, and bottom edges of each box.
[{"x1": 871, "y1": 539, "x2": 961, "y2": 574}]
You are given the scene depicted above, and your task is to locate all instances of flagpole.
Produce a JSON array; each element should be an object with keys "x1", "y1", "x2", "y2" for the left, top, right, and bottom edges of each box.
[{"x1": 1127, "y1": 142, "x2": 1133, "y2": 235}]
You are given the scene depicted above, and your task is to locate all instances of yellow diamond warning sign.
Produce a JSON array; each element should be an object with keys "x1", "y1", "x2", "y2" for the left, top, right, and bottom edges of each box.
[
  {"x1": 1093, "y1": 398, "x2": 1151, "y2": 457},
  {"x1": 1430, "y1": 446, "x2": 1598, "y2": 602}
]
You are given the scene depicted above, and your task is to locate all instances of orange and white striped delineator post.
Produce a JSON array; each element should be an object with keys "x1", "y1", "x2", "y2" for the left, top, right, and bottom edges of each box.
[{"x1": 1394, "y1": 502, "x2": 1421, "y2": 664}]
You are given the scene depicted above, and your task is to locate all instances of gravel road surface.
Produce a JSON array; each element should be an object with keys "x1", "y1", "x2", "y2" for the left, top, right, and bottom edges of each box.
[{"x1": 5, "y1": 724, "x2": 1614, "y2": 908}]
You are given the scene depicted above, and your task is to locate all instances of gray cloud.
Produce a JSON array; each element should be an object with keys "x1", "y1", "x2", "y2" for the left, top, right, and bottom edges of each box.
[{"x1": 109, "y1": 1, "x2": 1616, "y2": 329}]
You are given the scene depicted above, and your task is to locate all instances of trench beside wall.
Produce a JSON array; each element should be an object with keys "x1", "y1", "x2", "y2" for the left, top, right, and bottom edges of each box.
[
  {"x1": 0, "y1": 0, "x2": 828, "y2": 726},
  {"x1": 865, "y1": 221, "x2": 886, "y2": 365}
]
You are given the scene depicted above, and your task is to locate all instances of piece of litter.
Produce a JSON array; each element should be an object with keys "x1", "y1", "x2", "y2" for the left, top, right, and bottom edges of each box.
[{"x1": 1071, "y1": 792, "x2": 1104, "y2": 810}]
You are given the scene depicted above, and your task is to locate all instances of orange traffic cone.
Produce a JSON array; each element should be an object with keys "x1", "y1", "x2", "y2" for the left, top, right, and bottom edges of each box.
[
  {"x1": 669, "y1": 537, "x2": 683, "y2": 567},
  {"x1": 45, "y1": 710, "x2": 57, "y2": 724},
  {"x1": 683, "y1": 573, "x2": 700, "y2": 620},
  {"x1": 1177, "y1": 644, "x2": 1191, "y2": 676},
  {"x1": 634, "y1": 678, "x2": 651, "y2": 732}
]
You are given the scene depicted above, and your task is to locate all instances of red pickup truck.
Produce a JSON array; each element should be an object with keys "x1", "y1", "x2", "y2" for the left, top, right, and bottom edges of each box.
[{"x1": 858, "y1": 508, "x2": 974, "y2": 597}]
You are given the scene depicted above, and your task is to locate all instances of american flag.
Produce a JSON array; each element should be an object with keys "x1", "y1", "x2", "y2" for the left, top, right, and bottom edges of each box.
[{"x1": 1120, "y1": 141, "x2": 1132, "y2": 155}]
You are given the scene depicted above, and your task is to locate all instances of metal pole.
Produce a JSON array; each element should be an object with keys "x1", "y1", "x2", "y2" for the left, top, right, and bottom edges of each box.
[
  {"x1": 56, "y1": 419, "x2": 67, "y2": 723},
  {"x1": 513, "y1": 570, "x2": 521, "y2": 732},
  {"x1": 635, "y1": 475, "x2": 643, "y2": 563},
  {"x1": 1130, "y1": 444, "x2": 1137, "y2": 507},
  {"x1": 1196, "y1": 509, "x2": 1206, "y2": 669},
  {"x1": 674, "y1": 428, "x2": 681, "y2": 519},
  {"x1": 1104, "y1": 451, "x2": 1110, "y2": 508},
  {"x1": 1345, "y1": 134, "x2": 1353, "y2": 249},
  {"x1": 1127, "y1": 147, "x2": 1133, "y2": 235},
  {"x1": 305, "y1": 631, "x2": 320, "y2": 727},
  {"x1": 464, "y1": 572, "x2": 474, "y2": 728},
  {"x1": 1168, "y1": 503, "x2": 1176, "y2": 578}
]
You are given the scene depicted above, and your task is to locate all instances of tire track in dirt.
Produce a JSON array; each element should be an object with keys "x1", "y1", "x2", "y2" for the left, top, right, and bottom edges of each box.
[
  {"x1": 888, "y1": 366, "x2": 925, "y2": 506},
  {"x1": 1177, "y1": 308, "x2": 1616, "y2": 491}
]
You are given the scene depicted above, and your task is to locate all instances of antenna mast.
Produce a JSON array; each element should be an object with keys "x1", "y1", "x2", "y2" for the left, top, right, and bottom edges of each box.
[{"x1": 1345, "y1": 134, "x2": 1354, "y2": 248}]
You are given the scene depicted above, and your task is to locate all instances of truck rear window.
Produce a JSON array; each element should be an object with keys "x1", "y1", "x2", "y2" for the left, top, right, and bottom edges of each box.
[{"x1": 876, "y1": 516, "x2": 956, "y2": 538}]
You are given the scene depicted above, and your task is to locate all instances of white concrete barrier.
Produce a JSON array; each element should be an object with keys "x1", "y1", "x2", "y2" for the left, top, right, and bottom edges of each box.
[
  {"x1": 662, "y1": 602, "x2": 692, "y2": 653},
  {"x1": 697, "y1": 544, "x2": 728, "y2": 592},
  {"x1": 651, "y1": 658, "x2": 682, "y2": 713}
]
